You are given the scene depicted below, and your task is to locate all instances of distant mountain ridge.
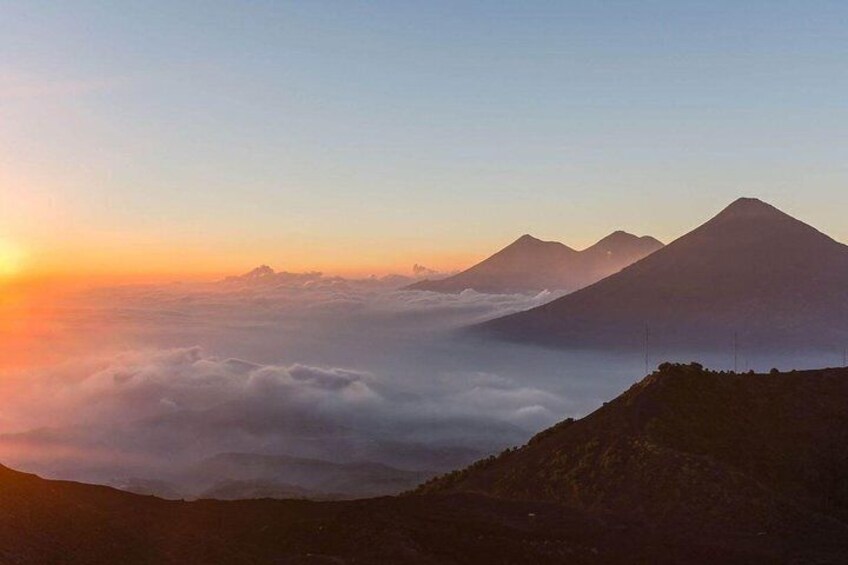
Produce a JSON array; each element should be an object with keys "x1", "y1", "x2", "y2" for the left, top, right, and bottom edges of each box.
[
  {"x1": 477, "y1": 198, "x2": 848, "y2": 350},
  {"x1": 223, "y1": 265, "x2": 326, "y2": 286},
  {"x1": 192, "y1": 452, "x2": 428, "y2": 499},
  {"x1": 110, "y1": 451, "x2": 434, "y2": 501},
  {"x1": 407, "y1": 231, "x2": 663, "y2": 294},
  {"x1": 222, "y1": 264, "x2": 443, "y2": 290}
]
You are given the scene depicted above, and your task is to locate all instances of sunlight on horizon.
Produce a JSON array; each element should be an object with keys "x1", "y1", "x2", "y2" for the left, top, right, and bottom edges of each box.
[{"x1": 0, "y1": 239, "x2": 25, "y2": 279}]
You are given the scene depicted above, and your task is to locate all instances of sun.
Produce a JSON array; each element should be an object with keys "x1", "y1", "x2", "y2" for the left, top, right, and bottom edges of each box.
[{"x1": 0, "y1": 239, "x2": 25, "y2": 278}]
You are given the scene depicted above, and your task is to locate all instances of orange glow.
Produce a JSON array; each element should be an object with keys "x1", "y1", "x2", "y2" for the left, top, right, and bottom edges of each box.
[
  {"x1": 0, "y1": 244, "x2": 479, "y2": 371},
  {"x1": 0, "y1": 238, "x2": 25, "y2": 278},
  {"x1": 0, "y1": 436, "x2": 154, "y2": 470},
  {"x1": 0, "y1": 230, "x2": 483, "y2": 373},
  {"x1": 17, "y1": 242, "x2": 481, "y2": 284},
  {"x1": 0, "y1": 279, "x2": 66, "y2": 370}
]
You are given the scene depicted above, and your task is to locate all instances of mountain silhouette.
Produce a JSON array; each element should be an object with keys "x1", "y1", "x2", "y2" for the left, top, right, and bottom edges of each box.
[
  {"x1": 476, "y1": 198, "x2": 848, "y2": 349},
  {"x1": 407, "y1": 231, "x2": 662, "y2": 294}
]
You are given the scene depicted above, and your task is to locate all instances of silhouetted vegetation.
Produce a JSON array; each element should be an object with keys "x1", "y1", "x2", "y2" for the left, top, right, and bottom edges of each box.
[{"x1": 420, "y1": 363, "x2": 848, "y2": 562}]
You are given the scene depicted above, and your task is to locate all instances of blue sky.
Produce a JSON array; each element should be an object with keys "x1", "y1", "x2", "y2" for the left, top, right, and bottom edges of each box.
[{"x1": 2, "y1": 1, "x2": 848, "y2": 277}]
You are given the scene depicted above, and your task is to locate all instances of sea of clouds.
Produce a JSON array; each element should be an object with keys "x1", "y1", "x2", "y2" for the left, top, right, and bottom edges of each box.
[{"x1": 0, "y1": 269, "x2": 647, "y2": 492}]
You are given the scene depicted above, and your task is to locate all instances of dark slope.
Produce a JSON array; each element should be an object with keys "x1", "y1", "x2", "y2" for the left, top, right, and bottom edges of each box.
[
  {"x1": 419, "y1": 363, "x2": 848, "y2": 561},
  {"x1": 408, "y1": 232, "x2": 662, "y2": 294},
  {"x1": 0, "y1": 462, "x2": 765, "y2": 564},
  {"x1": 478, "y1": 198, "x2": 848, "y2": 349}
]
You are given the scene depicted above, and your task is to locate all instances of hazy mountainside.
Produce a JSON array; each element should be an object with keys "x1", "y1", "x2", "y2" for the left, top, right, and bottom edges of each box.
[
  {"x1": 478, "y1": 198, "x2": 848, "y2": 349},
  {"x1": 109, "y1": 452, "x2": 431, "y2": 501},
  {"x1": 406, "y1": 232, "x2": 662, "y2": 294},
  {"x1": 420, "y1": 363, "x2": 848, "y2": 560},
  {"x1": 199, "y1": 479, "x2": 327, "y2": 501},
  {"x1": 192, "y1": 452, "x2": 429, "y2": 499},
  {"x1": 0, "y1": 462, "x2": 785, "y2": 564}
]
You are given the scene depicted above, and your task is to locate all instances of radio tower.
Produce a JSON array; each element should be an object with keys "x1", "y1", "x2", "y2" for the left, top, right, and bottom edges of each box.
[{"x1": 733, "y1": 332, "x2": 739, "y2": 373}]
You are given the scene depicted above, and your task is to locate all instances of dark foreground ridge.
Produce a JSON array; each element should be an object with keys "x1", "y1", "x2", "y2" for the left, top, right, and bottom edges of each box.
[
  {"x1": 2, "y1": 363, "x2": 848, "y2": 563},
  {"x1": 420, "y1": 363, "x2": 848, "y2": 563}
]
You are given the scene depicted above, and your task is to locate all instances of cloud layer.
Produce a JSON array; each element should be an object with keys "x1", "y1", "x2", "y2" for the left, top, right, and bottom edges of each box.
[
  {"x1": 0, "y1": 345, "x2": 571, "y2": 482},
  {"x1": 1, "y1": 273, "x2": 599, "y2": 492}
]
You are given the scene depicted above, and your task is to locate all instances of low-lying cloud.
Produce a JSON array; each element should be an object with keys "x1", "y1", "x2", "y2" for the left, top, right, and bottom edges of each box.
[
  {"x1": 0, "y1": 345, "x2": 572, "y2": 482},
  {"x1": 0, "y1": 269, "x2": 641, "y2": 495}
]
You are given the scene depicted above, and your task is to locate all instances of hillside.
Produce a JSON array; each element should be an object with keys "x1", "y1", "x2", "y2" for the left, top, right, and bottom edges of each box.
[
  {"x1": 0, "y1": 462, "x2": 767, "y2": 564},
  {"x1": 478, "y1": 198, "x2": 848, "y2": 349},
  {"x1": 419, "y1": 363, "x2": 848, "y2": 560}
]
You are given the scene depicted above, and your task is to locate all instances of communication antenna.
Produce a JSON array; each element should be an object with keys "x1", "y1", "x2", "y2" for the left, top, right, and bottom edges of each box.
[
  {"x1": 644, "y1": 325, "x2": 650, "y2": 375},
  {"x1": 733, "y1": 332, "x2": 739, "y2": 373}
]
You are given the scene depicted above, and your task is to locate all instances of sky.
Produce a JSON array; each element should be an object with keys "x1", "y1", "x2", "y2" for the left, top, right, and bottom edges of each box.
[{"x1": 2, "y1": 0, "x2": 848, "y2": 281}]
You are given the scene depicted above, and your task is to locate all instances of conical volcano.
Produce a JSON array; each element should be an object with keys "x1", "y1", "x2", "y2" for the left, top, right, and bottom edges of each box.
[
  {"x1": 406, "y1": 234, "x2": 579, "y2": 293},
  {"x1": 407, "y1": 231, "x2": 662, "y2": 294},
  {"x1": 476, "y1": 198, "x2": 848, "y2": 350}
]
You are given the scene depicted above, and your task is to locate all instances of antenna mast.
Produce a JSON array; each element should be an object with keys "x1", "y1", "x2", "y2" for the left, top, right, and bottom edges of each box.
[{"x1": 733, "y1": 332, "x2": 739, "y2": 373}]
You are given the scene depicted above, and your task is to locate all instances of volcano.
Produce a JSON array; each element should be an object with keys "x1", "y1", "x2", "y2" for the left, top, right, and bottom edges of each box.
[
  {"x1": 477, "y1": 198, "x2": 848, "y2": 350},
  {"x1": 407, "y1": 231, "x2": 661, "y2": 294}
]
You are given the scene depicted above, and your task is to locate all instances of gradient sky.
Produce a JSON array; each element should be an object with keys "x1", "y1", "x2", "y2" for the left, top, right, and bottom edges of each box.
[{"x1": 2, "y1": 1, "x2": 848, "y2": 280}]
